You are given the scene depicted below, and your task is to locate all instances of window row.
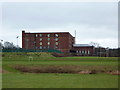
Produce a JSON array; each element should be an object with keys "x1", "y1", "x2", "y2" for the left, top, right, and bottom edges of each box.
[
  {"x1": 36, "y1": 34, "x2": 59, "y2": 37},
  {"x1": 77, "y1": 50, "x2": 90, "y2": 54},
  {"x1": 39, "y1": 38, "x2": 58, "y2": 41},
  {"x1": 39, "y1": 46, "x2": 58, "y2": 49},
  {"x1": 39, "y1": 42, "x2": 58, "y2": 45}
]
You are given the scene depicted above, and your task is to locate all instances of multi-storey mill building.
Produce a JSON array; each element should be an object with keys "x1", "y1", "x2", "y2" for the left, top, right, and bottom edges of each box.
[{"x1": 22, "y1": 31, "x2": 75, "y2": 53}]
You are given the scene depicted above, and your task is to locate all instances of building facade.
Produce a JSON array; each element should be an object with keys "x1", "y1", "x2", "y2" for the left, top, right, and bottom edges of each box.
[
  {"x1": 22, "y1": 31, "x2": 75, "y2": 53},
  {"x1": 73, "y1": 44, "x2": 94, "y2": 56}
]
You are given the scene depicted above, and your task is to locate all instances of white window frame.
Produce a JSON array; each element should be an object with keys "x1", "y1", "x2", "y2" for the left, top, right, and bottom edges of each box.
[
  {"x1": 55, "y1": 34, "x2": 58, "y2": 37},
  {"x1": 56, "y1": 42, "x2": 58, "y2": 45},
  {"x1": 39, "y1": 34, "x2": 42, "y2": 37},
  {"x1": 40, "y1": 38, "x2": 42, "y2": 41},
  {"x1": 79, "y1": 51, "x2": 81, "y2": 53},
  {"x1": 48, "y1": 34, "x2": 50, "y2": 37},
  {"x1": 40, "y1": 46, "x2": 42, "y2": 49},
  {"x1": 88, "y1": 50, "x2": 90, "y2": 54},
  {"x1": 55, "y1": 38, "x2": 58, "y2": 41},
  {"x1": 48, "y1": 42, "x2": 50, "y2": 45},
  {"x1": 36, "y1": 34, "x2": 38, "y2": 37},
  {"x1": 82, "y1": 50, "x2": 84, "y2": 54},
  {"x1": 40, "y1": 42, "x2": 42, "y2": 45},
  {"x1": 48, "y1": 38, "x2": 50, "y2": 41}
]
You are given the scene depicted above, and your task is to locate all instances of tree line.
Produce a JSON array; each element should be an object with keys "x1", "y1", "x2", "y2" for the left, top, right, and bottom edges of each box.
[{"x1": 0, "y1": 41, "x2": 20, "y2": 49}]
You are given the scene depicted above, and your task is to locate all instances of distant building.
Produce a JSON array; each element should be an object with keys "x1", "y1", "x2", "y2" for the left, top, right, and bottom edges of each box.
[
  {"x1": 22, "y1": 31, "x2": 75, "y2": 53},
  {"x1": 22, "y1": 30, "x2": 115, "y2": 57},
  {"x1": 73, "y1": 44, "x2": 94, "y2": 56}
]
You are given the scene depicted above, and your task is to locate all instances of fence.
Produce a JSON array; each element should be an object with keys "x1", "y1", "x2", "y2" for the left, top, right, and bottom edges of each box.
[{"x1": 2, "y1": 48, "x2": 62, "y2": 53}]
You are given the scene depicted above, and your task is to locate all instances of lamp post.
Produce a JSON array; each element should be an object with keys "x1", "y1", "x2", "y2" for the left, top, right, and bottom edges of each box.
[
  {"x1": 0, "y1": 39, "x2": 3, "y2": 50},
  {"x1": 16, "y1": 36, "x2": 19, "y2": 49}
]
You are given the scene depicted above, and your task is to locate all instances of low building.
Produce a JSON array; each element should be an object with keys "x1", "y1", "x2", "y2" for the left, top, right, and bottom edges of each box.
[{"x1": 73, "y1": 44, "x2": 94, "y2": 56}]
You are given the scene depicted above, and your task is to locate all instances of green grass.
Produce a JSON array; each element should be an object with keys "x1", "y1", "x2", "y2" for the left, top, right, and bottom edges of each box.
[
  {"x1": 2, "y1": 73, "x2": 118, "y2": 88},
  {"x1": 2, "y1": 52, "x2": 119, "y2": 88}
]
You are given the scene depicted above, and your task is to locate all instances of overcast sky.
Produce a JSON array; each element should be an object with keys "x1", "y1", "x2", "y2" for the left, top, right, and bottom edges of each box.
[{"x1": 0, "y1": 2, "x2": 118, "y2": 48}]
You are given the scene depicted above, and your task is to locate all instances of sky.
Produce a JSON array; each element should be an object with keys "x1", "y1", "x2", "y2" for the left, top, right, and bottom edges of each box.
[{"x1": 0, "y1": 1, "x2": 118, "y2": 48}]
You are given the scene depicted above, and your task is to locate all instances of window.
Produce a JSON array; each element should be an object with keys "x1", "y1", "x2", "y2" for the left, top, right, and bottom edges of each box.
[
  {"x1": 55, "y1": 38, "x2": 58, "y2": 41},
  {"x1": 48, "y1": 42, "x2": 50, "y2": 45},
  {"x1": 82, "y1": 50, "x2": 84, "y2": 54},
  {"x1": 39, "y1": 34, "x2": 42, "y2": 37},
  {"x1": 77, "y1": 50, "x2": 79, "y2": 53},
  {"x1": 56, "y1": 46, "x2": 58, "y2": 49},
  {"x1": 56, "y1": 42, "x2": 58, "y2": 45},
  {"x1": 55, "y1": 34, "x2": 58, "y2": 37},
  {"x1": 85, "y1": 51, "x2": 87, "y2": 54},
  {"x1": 79, "y1": 51, "x2": 81, "y2": 53},
  {"x1": 40, "y1": 42, "x2": 42, "y2": 45},
  {"x1": 40, "y1": 38, "x2": 42, "y2": 41},
  {"x1": 40, "y1": 46, "x2": 42, "y2": 49},
  {"x1": 88, "y1": 50, "x2": 90, "y2": 54},
  {"x1": 48, "y1": 46, "x2": 50, "y2": 49},
  {"x1": 36, "y1": 34, "x2": 38, "y2": 37},
  {"x1": 48, "y1": 34, "x2": 50, "y2": 37},
  {"x1": 48, "y1": 38, "x2": 50, "y2": 41}
]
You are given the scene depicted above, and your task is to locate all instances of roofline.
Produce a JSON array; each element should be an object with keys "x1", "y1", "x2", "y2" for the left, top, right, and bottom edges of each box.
[
  {"x1": 22, "y1": 30, "x2": 74, "y2": 37},
  {"x1": 73, "y1": 46, "x2": 94, "y2": 47},
  {"x1": 23, "y1": 30, "x2": 70, "y2": 34},
  {"x1": 73, "y1": 44, "x2": 94, "y2": 47}
]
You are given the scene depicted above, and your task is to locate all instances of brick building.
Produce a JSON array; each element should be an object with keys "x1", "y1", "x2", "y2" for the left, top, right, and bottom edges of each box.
[
  {"x1": 22, "y1": 31, "x2": 96, "y2": 56},
  {"x1": 73, "y1": 44, "x2": 94, "y2": 56},
  {"x1": 22, "y1": 31, "x2": 75, "y2": 53}
]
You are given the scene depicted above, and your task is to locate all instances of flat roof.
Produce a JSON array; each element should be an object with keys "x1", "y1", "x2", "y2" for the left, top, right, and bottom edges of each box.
[
  {"x1": 23, "y1": 30, "x2": 69, "y2": 34},
  {"x1": 73, "y1": 44, "x2": 92, "y2": 47},
  {"x1": 22, "y1": 30, "x2": 75, "y2": 37}
]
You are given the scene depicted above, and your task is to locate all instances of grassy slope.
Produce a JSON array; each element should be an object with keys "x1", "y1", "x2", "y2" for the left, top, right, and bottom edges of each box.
[{"x1": 2, "y1": 52, "x2": 119, "y2": 88}]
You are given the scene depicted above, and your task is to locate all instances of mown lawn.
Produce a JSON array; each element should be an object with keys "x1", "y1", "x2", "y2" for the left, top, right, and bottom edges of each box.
[
  {"x1": 2, "y1": 52, "x2": 119, "y2": 88},
  {"x1": 2, "y1": 73, "x2": 118, "y2": 88}
]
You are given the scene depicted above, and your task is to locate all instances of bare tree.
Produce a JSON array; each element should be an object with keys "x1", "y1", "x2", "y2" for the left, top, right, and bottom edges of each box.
[
  {"x1": 90, "y1": 42, "x2": 99, "y2": 47},
  {"x1": 3, "y1": 41, "x2": 18, "y2": 49},
  {"x1": 90, "y1": 42, "x2": 100, "y2": 56}
]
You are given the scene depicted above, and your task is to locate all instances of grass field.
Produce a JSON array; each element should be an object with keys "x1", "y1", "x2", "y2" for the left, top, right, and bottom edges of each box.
[{"x1": 2, "y1": 52, "x2": 119, "y2": 88}]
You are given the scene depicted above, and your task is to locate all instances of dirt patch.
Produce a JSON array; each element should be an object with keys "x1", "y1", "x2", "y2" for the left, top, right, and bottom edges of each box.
[
  {"x1": 13, "y1": 65, "x2": 98, "y2": 74},
  {"x1": 0, "y1": 68, "x2": 9, "y2": 73},
  {"x1": 78, "y1": 70, "x2": 97, "y2": 74},
  {"x1": 14, "y1": 65, "x2": 77, "y2": 73},
  {"x1": 78, "y1": 70, "x2": 91, "y2": 74},
  {"x1": 13, "y1": 65, "x2": 119, "y2": 75},
  {"x1": 107, "y1": 71, "x2": 120, "y2": 75}
]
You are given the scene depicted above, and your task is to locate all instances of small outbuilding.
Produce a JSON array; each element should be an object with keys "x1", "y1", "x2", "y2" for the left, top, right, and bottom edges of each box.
[{"x1": 73, "y1": 44, "x2": 94, "y2": 56}]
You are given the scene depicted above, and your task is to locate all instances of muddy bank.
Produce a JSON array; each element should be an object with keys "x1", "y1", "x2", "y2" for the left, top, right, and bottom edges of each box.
[{"x1": 13, "y1": 65, "x2": 120, "y2": 75}]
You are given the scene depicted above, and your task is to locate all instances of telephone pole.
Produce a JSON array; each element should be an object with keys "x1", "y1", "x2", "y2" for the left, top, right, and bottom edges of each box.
[{"x1": 16, "y1": 36, "x2": 19, "y2": 49}]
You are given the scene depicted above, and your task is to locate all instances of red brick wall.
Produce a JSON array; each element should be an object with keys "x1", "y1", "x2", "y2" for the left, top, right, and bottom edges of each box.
[
  {"x1": 22, "y1": 31, "x2": 75, "y2": 53},
  {"x1": 73, "y1": 46, "x2": 94, "y2": 56}
]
